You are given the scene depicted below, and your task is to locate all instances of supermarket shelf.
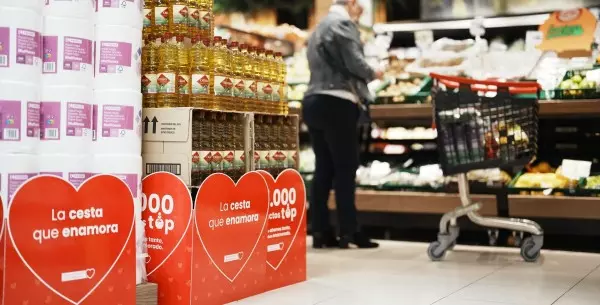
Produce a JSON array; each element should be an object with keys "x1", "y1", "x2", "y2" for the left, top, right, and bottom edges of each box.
[
  {"x1": 373, "y1": 13, "x2": 548, "y2": 33},
  {"x1": 509, "y1": 195, "x2": 600, "y2": 220},
  {"x1": 328, "y1": 190, "x2": 498, "y2": 216},
  {"x1": 370, "y1": 100, "x2": 600, "y2": 120}
]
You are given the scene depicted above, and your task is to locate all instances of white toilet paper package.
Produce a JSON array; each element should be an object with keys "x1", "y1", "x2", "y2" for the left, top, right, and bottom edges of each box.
[
  {"x1": 0, "y1": 7, "x2": 42, "y2": 84},
  {"x1": 44, "y1": 0, "x2": 94, "y2": 19},
  {"x1": 38, "y1": 154, "x2": 93, "y2": 188},
  {"x1": 39, "y1": 86, "x2": 94, "y2": 154},
  {"x1": 0, "y1": 0, "x2": 43, "y2": 12},
  {"x1": 0, "y1": 154, "x2": 38, "y2": 209},
  {"x1": 92, "y1": 154, "x2": 146, "y2": 284},
  {"x1": 0, "y1": 82, "x2": 40, "y2": 154},
  {"x1": 94, "y1": 25, "x2": 142, "y2": 91},
  {"x1": 92, "y1": 90, "x2": 142, "y2": 155},
  {"x1": 96, "y1": 0, "x2": 143, "y2": 29},
  {"x1": 42, "y1": 17, "x2": 94, "y2": 87}
]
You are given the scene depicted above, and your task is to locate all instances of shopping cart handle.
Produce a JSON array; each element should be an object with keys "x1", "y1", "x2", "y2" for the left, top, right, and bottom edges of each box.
[{"x1": 430, "y1": 73, "x2": 541, "y2": 91}]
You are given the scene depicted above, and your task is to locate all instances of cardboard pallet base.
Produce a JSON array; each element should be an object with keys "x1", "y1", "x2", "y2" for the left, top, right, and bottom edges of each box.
[{"x1": 136, "y1": 283, "x2": 158, "y2": 305}]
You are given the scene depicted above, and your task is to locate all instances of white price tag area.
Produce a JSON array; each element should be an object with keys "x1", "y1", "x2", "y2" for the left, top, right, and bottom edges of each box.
[
  {"x1": 561, "y1": 159, "x2": 592, "y2": 180},
  {"x1": 526, "y1": 31, "x2": 544, "y2": 51},
  {"x1": 415, "y1": 30, "x2": 434, "y2": 49}
]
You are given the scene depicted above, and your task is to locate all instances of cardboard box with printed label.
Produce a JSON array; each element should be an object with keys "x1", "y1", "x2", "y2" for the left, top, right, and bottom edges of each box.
[{"x1": 142, "y1": 107, "x2": 254, "y2": 187}]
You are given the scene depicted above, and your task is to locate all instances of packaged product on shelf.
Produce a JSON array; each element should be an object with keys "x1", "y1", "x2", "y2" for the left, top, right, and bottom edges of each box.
[
  {"x1": 240, "y1": 44, "x2": 255, "y2": 111},
  {"x1": 248, "y1": 46, "x2": 261, "y2": 111},
  {"x1": 230, "y1": 41, "x2": 246, "y2": 112},
  {"x1": 285, "y1": 115, "x2": 299, "y2": 170},
  {"x1": 96, "y1": 0, "x2": 143, "y2": 29},
  {"x1": 232, "y1": 113, "x2": 245, "y2": 180},
  {"x1": 44, "y1": 0, "x2": 94, "y2": 19},
  {"x1": 188, "y1": 0, "x2": 200, "y2": 38},
  {"x1": 143, "y1": 0, "x2": 154, "y2": 41},
  {"x1": 266, "y1": 50, "x2": 278, "y2": 114},
  {"x1": 142, "y1": 40, "x2": 159, "y2": 107},
  {"x1": 176, "y1": 35, "x2": 191, "y2": 107},
  {"x1": 39, "y1": 86, "x2": 93, "y2": 155},
  {"x1": 212, "y1": 37, "x2": 234, "y2": 111},
  {"x1": 254, "y1": 114, "x2": 269, "y2": 171},
  {"x1": 94, "y1": 25, "x2": 143, "y2": 91},
  {"x1": 0, "y1": 7, "x2": 42, "y2": 85},
  {"x1": 153, "y1": 0, "x2": 169, "y2": 39},
  {"x1": 156, "y1": 34, "x2": 178, "y2": 107},
  {"x1": 275, "y1": 52, "x2": 288, "y2": 115},
  {"x1": 42, "y1": 16, "x2": 94, "y2": 87},
  {"x1": 0, "y1": 154, "x2": 37, "y2": 207},
  {"x1": 210, "y1": 112, "x2": 225, "y2": 172},
  {"x1": 256, "y1": 48, "x2": 268, "y2": 111},
  {"x1": 190, "y1": 37, "x2": 213, "y2": 109},
  {"x1": 191, "y1": 110, "x2": 212, "y2": 186},
  {"x1": 169, "y1": 0, "x2": 189, "y2": 38},
  {"x1": 92, "y1": 90, "x2": 143, "y2": 155},
  {"x1": 0, "y1": 82, "x2": 39, "y2": 154},
  {"x1": 37, "y1": 154, "x2": 93, "y2": 188},
  {"x1": 198, "y1": 0, "x2": 213, "y2": 40}
]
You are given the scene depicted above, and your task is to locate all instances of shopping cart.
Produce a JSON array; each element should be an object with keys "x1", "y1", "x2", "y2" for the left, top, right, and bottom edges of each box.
[{"x1": 427, "y1": 73, "x2": 544, "y2": 263}]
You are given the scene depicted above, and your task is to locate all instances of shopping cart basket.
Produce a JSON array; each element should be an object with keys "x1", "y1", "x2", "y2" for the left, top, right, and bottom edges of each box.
[{"x1": 427, "y1": 73, "x2": 544, "y2": 263}]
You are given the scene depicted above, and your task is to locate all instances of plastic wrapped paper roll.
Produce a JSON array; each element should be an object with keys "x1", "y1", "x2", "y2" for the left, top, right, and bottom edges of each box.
[
  {"x1": 0, "y1": 7, "x2": 42, "y2": 84},
  {"x1": 38, "y1": 154, "x2": 93, "y2": 188},
  {"x1": 0, "y1": 154, "x2": 38, "y2": 208},
  {"x1": 94, "y1": 25, "x2": 142, "y2": 91},
  {"x1": 39, "y1": 86, "x2": 94, "y2": 154},
  {"x1": 42, "y1": 16, "x2": 94, "y2": 87},
  {"x1": 95, "y1": 0, "x2": 143, "y2": 29},
  {"x1": 92, "y1": 90, "x2": 142, "y2": 155},
  {"x1": 0, "y1": 81, "x2": 40, "y2": 154},
  {"x1": 44, "y1": 0, "x2": 94, "y2": 19},
  {"x1": 0, "y1": 0, "x2": 43, "y2": 12}
]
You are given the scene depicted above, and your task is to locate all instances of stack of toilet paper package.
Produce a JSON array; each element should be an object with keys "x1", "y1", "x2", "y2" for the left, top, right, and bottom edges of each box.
[{"x1": 0, "y1": 0, "x2": 145, "y2": 284}]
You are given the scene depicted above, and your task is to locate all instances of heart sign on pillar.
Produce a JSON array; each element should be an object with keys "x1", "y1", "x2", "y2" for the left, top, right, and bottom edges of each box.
[
  {"x1": 8, "y1": 175, "x2": 135, "y2": 305},
  {"x1": 195, "y1": 172, "x2": 270, "y2": 282},
  {"x1": 142, "y1": 172, "x2": 193, "y2": 275},
  {"x1": 257, "y1": 170, "x2": 306, "y2": 270}
]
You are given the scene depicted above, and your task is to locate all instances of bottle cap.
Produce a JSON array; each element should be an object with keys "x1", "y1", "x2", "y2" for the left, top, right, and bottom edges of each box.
[
  {"x1": 230, "y1": 41, "x2": 239, "y2": 48},
  {"x1": 275, "y1": 52, "x2": 282, "y2": 57},
  {"x1": 240, "y1": 43, "x2": 248, "y2": 50},
  {"x1": 213, "y1": 36, "x2": 222, "y2": 42},
  {"x1": 265, "y1": 50, "x2": 273, "y2": 55},
  {"x1": 202, "y1": 38, "x2": 211, "y2": 47}
]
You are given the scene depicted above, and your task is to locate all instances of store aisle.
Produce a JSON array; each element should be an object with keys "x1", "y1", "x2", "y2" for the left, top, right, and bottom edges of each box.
[{"x1": 231, "y1": 239, "x2": 600, "y2": 305}]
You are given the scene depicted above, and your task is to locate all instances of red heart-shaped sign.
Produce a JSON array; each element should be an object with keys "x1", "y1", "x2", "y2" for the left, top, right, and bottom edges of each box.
[
  {"x1": 142, "y1": 172, "x2": 193, "y2": 275},
  {"x1": 257, "y1": 170, "x2": 306, "y2": 270},
  {"x1": 195, "y1": 172, "x2": 269, "y2": 282},
  {"x1": 8, "y1": 175, "x2": 135, "y2": 305}
]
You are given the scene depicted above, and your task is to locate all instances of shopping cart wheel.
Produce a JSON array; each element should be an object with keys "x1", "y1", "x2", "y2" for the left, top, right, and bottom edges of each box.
[
  {"x1": 520, "y1": 237, "x2": 541, "y2": 262},
  {"x1": 427, "y1": 241, "x2": 446, "y2": 261}
]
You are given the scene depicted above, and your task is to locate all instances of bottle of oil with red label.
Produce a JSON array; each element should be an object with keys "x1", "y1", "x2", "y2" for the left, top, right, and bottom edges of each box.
[
  {"x1": 153, "y1": 0, "x2": 169, "y2": 39},
  {"x1": 188, "y1": 0, "x2": 199, "y2": 39},
  {"x1": 143, "y1": 0, "x2": 154, "y2": 42},
  {"x1": 268, "y1": 115, "x2": 285, "y2": 177},
  {"x1": 168, "y1": 0, "x2": 189, "y2": 38},
  {"x1": 230, "y1": 42, "x2": 246, "y2": 112},
  {"x1": 212, "y1": 37, "x2": 233, "y2": 111},
  {"x1": 157, "y1": 33, "x2": 178, "y2": 107},
  {"x1": 266, "y1": 50, "x2": 279, "y2": 114},
  {"x1": 190, "y1": 37, "x2": 213, "y2": 109},
  {"x1": 255, "y1": 49, "x2": 268, "y2": 113},
  {"x1": 198, "y1": 0, "x2": 213, "y2": 40},
  {"x1": 275, "y1": 52, "x2": 288, "y2": 115},
  {"x1": 192, "y1": 110, "x2": 212, "y2": 186},
  {"x1": 222, "y1": 113, "x2": 236, "y2": 179},
  {"x1": 248, "y1": 46, "x2": 260, "y2": 113},
  {"x1": 210, "y1": 112, "x2": 224, "y2": 173},
  {"x1": 232, "y1": 113, "x2": 245, "y2": 181},
  {"x1": 240, "y1": 44, "x2": 253, "y2": 112},
  {"x1": 176, "y1": 35, "x2": 191, "y2": 106},
  {"x1": 285, "y1": 116, "x2": 298, "y2": 169},
  {"x1": 142, "y1": 40, "x2": 159, "y2": 108},
  {"x1": 255, "y1": 114, "x2": 270, "y2": 171}
]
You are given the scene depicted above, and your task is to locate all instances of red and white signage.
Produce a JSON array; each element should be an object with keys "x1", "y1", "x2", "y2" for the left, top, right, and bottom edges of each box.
[{"x1": 4, "y1": 175, "x2": 136, "y2": 305}]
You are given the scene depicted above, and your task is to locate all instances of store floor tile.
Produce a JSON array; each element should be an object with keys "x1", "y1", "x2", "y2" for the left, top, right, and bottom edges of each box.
[{"x1": 229, "y1": 239, "x2": 600, "y2": 305}]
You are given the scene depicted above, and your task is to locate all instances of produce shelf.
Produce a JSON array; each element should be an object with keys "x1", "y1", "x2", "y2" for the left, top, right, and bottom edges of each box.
[
  {"x1": 508, "y1": 195, "x2": 600, "y2": 220},
  {"x1": 370, "y1": 100, "x2": 600, "y2": 120},
  {"x1": 328, "y1": 190, "x2": 498, "y2": 216}
]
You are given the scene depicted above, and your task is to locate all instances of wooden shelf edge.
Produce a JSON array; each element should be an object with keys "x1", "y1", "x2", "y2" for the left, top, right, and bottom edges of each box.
[
  {"x1": 328, "y1": 190, "x2": 498, "y2": 215},
  {"x1": 369, "y1": 100, "x2": 600, "y2": 120},
  {"x1": 509, "y1": 195, "x2": 600, "y2": 220}
]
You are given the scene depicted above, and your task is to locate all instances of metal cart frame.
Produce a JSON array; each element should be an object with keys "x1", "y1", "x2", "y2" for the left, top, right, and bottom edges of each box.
[{"x1": 426, "y1": 74, "x2": 545, "y2": 262}]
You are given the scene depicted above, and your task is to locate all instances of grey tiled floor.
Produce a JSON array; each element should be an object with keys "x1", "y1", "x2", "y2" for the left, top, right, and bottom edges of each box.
[{"x1": 231, "y1": 238, "x2": 600, "y2": 305}]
